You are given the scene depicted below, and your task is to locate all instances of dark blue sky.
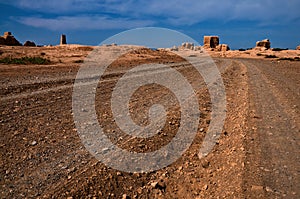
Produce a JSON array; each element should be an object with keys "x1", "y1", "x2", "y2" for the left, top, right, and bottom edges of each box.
[{"x1": 0, "y1": 0, "x2": 299, "y2": 49}]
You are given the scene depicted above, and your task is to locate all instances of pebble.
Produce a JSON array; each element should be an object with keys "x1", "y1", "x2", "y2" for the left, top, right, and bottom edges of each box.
[
  {"x1": 116, "y1": 171, "x2": 122, "y2": 176},
  {"x1": 251, "y1": 185, "x2": 264, "y2": 191},
  {"x1": 150, "y1": 182, "x2": 158, "y2": 188},
  {"x1": 31, "y1": 141, "x2": 37, "y2": 146},
  {"x1": 265, "y1": 186, "x2": 273, "y2": 192}
]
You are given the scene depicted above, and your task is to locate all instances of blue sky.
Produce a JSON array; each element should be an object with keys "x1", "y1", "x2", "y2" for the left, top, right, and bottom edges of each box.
[{"x1": 0, "y1": 0, "x2": 299, "y2": 49}]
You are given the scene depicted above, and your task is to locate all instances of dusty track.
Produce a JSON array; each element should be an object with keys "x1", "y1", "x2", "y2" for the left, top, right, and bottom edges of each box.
[{"x1": 0, "y1": 47, "x2": 299, "y2": 198}]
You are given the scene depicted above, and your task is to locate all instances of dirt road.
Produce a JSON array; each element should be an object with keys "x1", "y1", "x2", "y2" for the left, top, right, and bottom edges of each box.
[
  {"x1": 240, "y1": 59, "x2": 300, "y2": 198},
  {"x1": 0, "y1": 47, "x2": 299, "y2": 198}
]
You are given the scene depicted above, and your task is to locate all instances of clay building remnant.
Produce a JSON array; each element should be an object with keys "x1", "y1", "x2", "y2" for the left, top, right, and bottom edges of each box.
[
  {"x1": 0, "y1": 32, "x2": 22, "y2": 46},
  {"x1": 256, "y1": 39, "x2": 271, "y2": 49},
  {"x1": 203, "y1": 36, "x2": 229, "y2": 51},
  {"x1": 203, "y1": 36, "x2": 219, "y2": 48},
  {"x1": 60, "y1": 34, "x2": 67, "y2": 45},
  {"x1": 216, "y1": 44, "x2": 230, "y2": 52}
]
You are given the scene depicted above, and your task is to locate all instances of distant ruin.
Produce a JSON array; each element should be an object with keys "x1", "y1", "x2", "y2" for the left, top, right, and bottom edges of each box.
[
  {"x1": 24, "y1": 40, "x2": 36, "y2": 47},
  {"x1": 256, "y1": 39, "x2": 271, "y2": 49},
  {"x1": 60, "y1": 34, "x2": 67, "y2": 45},
  {"x1": 203, "y1": 36, "x2": 230, "y2": 51},
  {"x1": 0, "y1": 32, "x2": 22, "y2": 46},
  {"x1": 203, "y1": 36, "x2": 219, "y2": 48}
]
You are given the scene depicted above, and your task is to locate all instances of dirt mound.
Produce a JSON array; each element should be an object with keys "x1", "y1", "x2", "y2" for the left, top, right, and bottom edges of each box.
[{"x1": 24, "y1": 41, "x2": 36, "y2": 47}]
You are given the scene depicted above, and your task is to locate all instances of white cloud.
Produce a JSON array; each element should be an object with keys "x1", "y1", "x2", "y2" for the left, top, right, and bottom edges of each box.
[{"x1": 15, "y1": 16, "x2": 155, "y2": 30}]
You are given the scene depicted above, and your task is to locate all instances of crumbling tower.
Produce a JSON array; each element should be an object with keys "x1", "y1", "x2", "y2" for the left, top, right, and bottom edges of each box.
[{"x1": 60, "y1": 34, "x2": 67, "y2": 45}]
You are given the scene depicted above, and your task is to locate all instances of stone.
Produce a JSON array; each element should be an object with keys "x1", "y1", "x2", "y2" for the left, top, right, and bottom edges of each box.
[
  {"x1": 256, "y1": 39, "x2": 271, "y2": 49},
  {"x1": 24, "y1": 41, "x2": 36, "y2": 47},
  {"x1": 203, "y1": 36, "x2": 219, "y2": 48},
  {"x1": 0, "y1": 32, "x2": 22, "y2": 46},
  {"x1": 150, "y1": 182, "x2": 158, "y2": 188},
  {"x1": 122, "y1": 194, "x2": 130, "y2": 199},
  {"x1": 60, "y1": 34, "x2": 67, "y2": 45},
  {"x1": 251, "y1": 185, "x2": 264, "y2": 191},
  {"x1": 265, "y1": 186, "x2": 273, "y2": 192}
]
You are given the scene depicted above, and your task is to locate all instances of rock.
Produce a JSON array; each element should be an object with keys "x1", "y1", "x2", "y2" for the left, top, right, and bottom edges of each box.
[
  {"x1": 256, "y1": 39, "x2": 271, "y2": 49},
  {"x1": 203, "y1": 36, "x2": 219, "y2": 48},
  {"x1": 202, "y1": 184, "x2": 208, "y2": 190},
  {"x1": 150, "y1": 182, "x2": 158, "y2": 188},
  {"x1": 151, "y1": 179, "x2": 166, "y2": 190},
  {"x1": 201, "y1": 160, "x2": 210, "y2": 168},
  {"x1": 265, "y1": 186, "x2": 273, "y2": 192},
  {"x1": 157, "y1": 181, "x2": 166, "y2": 190},
  {"x1": 0, "y1": 32, "x2": 22, "y2": 46},
  {"x1": 122, "y1": 194, "x2": 130, "y2": 199},
  {"x1": 31, "y1": 141, "x2": 37, "y2": 146},
  {"x1": 116, "y1": 171, "x2": 122, "y2": 176},
  {"x1": 24, "y1": 40, "x2": 36, "y2": 47},
  {"x1": 60, "y1": 34, "x2": 67, "y2": 45},
  {"x1": 296, "y1": 45, "x2": 300, "y2": 50},
  {"x1": 251, "y1": 185, "x2": 264, "y2": 191}
]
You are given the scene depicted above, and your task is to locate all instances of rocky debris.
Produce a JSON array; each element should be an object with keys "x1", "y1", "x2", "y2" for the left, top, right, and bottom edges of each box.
[
  {"x1": 181, "y1": 42, "x2": 194, "y2": 50},
  {"x1": 170, "y1": 45, "x2": 178, "y2": 51},
  {"x1": 166, "y1": 43, "x2": 202, "y2": 52},
  {"x1": 24, "y1": 40, "x2": 36, "y2": 47},
  {"x1": 256, "y1": 39, "x2": 271, "y2": 49},
  {"x1": 60, "y1": 34, "x2": 67, "y2": 45},
  {"x1": 251, "y1": 185, "x2": 264, "y2": 191},
  {"x1": 151, "y1": 179, "x2": 166, "y2": 191},
  {"x1": 122, "y1": 194, "x2": 130, "y2": 199},
  {"x1": 0, "y1": 32, "x2": 22, "y2": 46},
  {"x1": 296, "y1": 45, "x2": 300, "y2": 50},
  {"x1": 203, "y1": 36, "x2": 219, "y2": 48}
]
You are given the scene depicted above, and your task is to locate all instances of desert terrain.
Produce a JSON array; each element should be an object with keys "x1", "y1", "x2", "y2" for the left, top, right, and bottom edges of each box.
[{"x1": 0, "y1": 45, "x2": 299, "y2": 198}]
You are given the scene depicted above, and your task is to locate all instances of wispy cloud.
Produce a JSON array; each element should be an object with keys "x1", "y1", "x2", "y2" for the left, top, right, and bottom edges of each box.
[
  {"x1": 6, "y1": 0, "x2": 300, "y2": 30},
  {"x1": 14, "y1": 16, "x2": 155, "y2": 30}
]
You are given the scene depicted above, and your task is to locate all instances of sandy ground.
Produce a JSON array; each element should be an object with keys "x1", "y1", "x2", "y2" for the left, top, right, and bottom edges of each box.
[{"x1": 0, "y1": 45, "x2": 299, "y2": 198}]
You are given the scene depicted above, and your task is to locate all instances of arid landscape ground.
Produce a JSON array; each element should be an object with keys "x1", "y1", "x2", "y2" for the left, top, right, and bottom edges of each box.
[{"x1": 0, "y1": 45, "x2": 299, "y2": 198}]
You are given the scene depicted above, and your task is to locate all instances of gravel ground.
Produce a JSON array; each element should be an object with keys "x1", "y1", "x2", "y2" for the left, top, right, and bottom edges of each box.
[{"x1": 0, "y1": 46, "x2": 299, "y2": 198}]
